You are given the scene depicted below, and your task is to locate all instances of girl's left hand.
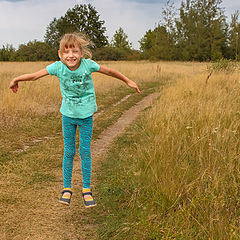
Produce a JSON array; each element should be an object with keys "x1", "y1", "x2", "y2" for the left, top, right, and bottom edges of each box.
[
  {"x1": 127, "y1": 80, "x2": 140, "y2": 94},
  {"x1": 9, "y1": 80, "x2": 18, "y2": 93}
]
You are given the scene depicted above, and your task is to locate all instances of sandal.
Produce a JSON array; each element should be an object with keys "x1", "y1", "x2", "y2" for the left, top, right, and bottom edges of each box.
[
  {"x1": 59, "y1": 189, "x2": 72, "y2": 206},
  {"x1": 82, "y1": 190, "x2": 96, "y2": 208}
]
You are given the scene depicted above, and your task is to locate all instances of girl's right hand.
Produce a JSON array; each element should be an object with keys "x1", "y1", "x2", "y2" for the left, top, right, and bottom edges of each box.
[
  {"x1": 9, "y1": 80, "x2": 18, "y2": 93},
  {"x1": 126, "y1": 80, "x2": 141, "y2": 94}
]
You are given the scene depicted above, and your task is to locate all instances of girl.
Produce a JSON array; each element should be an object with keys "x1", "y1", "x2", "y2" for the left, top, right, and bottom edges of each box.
[{"x1": 9, "y1": 33, "x2": 140, "y2": 208}]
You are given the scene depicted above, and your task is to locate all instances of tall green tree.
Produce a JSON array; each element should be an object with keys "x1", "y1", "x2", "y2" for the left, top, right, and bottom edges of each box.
[
  {"x1": 140, "y1": 0, "x2": 176, "y2": 60},
  {"x1": 44, "y1": 4, "x2": 108, "y2": 49},
  {"x1": 0, "y1": 44, "x2": 15, "y2": 61},
  {"x1": 139, "y1": 25, "x2": 173, "y2": 60},
  {"x1": 111, "y1": 27, "x2": 132, "y2": 49},
  {"x1": 229, "y1": 11, "x2": 240, "y2": 60},
  {"x1": 175, "y1": 0, "x2": 228, "y2": 61},
  {"x1": 160, "y1": 0, "x2": 177, "y2": 59}
]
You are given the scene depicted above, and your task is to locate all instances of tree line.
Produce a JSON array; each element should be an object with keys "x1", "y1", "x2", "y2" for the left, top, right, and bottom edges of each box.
[
  {"x1": 140, "y1": 0, "x2": 240, "y2": 61},
  {"x1": 0, "y1": 0, "x2": 239, "y2": 62}
]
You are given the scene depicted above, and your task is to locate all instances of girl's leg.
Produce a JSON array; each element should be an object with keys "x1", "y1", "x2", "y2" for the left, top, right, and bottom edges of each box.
[
  {"x1": 62, "y1": 115, "x2": 77, "y2": 189},
  {"x1": 78, "y1": 115, "x2": 93, "y2": 189}
]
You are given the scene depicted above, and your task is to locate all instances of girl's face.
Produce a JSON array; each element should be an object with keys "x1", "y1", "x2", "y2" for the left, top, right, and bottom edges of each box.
[{"x1": 59, "y1": 46, "x2": 83, "y2": 71}]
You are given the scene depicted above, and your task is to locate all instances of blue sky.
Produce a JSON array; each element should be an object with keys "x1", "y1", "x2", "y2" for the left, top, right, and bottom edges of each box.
[{"x1": 0, "y1": 0, "x2": 239, "y2": 50}]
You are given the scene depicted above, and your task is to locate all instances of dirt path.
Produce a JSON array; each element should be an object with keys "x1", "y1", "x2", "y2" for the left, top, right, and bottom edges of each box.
[
  {"x1": 5, "y1": 92, "x2": 160, "y2": 240},
  {"x1": 91, "y1": 92, "x2": 160, "y2": 156}
]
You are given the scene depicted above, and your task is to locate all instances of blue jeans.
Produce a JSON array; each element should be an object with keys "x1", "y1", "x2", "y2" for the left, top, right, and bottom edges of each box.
[{"x1": 62, "y1": 114, "x2": 93, "y2": 189}]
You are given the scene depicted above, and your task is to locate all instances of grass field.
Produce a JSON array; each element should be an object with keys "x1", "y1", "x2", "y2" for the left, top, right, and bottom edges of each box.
[{"x1": 1, "y1": 60, "x2": 239, "y2": 239}]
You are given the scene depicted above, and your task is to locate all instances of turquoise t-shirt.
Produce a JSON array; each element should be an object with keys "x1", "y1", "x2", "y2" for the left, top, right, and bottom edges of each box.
[{"x1": 46, "y1": 59, "x2": 100, "y2": 119}]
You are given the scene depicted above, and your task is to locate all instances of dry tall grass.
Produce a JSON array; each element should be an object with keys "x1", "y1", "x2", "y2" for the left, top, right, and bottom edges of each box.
[{"x1": 134, "y1": 64, "x2": 240, "y2": 238}]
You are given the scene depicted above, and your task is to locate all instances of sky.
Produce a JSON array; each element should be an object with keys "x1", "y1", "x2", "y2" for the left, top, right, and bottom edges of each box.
[{"x1": 0, "y1": 0, "x2": 239, "y2": 50}]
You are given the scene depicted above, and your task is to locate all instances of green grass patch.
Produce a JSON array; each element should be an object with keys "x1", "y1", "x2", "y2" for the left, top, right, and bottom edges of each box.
[
  {"x1": 28, "y1": 172, "x2": 56, "y2": 185},
  {"x1": 94, "y1": 113, "x2": 165, "y2": 239},
  {"x1": 0, "y1": 149, "x2": 13, "y2": 165}
]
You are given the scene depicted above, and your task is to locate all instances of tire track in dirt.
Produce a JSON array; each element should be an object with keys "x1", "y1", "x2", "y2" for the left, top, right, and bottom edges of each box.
[
  {"x1": 91, "y1": 92, "x2": 160, "y2": 157},
  {"x1": 93, "y1": 94, "x2": 132, "y2": 121}
]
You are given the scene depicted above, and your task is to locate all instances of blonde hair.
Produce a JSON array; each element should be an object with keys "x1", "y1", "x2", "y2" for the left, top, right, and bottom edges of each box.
[{"x1": 59, "y1": 32, "x2": 93, "y2": 59}]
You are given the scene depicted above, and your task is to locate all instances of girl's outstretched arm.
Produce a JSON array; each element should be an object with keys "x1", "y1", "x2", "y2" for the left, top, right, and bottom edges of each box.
[
  {"x1": 9, "y1": 68, "x2": 49, "y2": 93},
  {"x1": 98, "y1": 65, "x2": 140, "y2": 94}
]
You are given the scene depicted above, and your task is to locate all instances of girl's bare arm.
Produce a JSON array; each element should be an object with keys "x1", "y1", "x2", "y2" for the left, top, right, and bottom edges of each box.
[
  {"x1": 98, "y1": 65, "x2": 140, "y2": 94},
  {"x1": 9, "y1": 68, "x2": 49, "y2": 93}
]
